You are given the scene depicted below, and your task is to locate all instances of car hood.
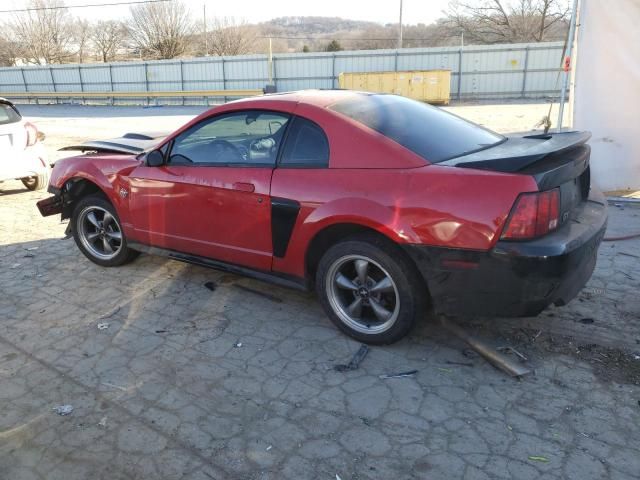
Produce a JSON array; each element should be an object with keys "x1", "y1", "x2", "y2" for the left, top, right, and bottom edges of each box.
[{"x1": 59, "y1": 131, "x2": 169, "y2": 155}]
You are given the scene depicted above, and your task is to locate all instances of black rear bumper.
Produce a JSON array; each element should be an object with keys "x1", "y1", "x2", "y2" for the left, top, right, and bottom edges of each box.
[{"x1": 404, "y1": 189, "x2": 608, "y2": 317}]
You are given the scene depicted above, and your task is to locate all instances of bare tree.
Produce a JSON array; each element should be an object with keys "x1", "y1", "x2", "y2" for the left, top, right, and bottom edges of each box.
[
  {"x1": 92, "y1": 20, "x2": 128, "y2": 62},
  {"x1": 0, "y1": 33, "x2": 22, "y2": 66},
  {"x1": 128, "y1": 1, "x2": 193, "y2": 59},
  {"x1": 447, "y1": 0, "x2": 569, "y2": 44},
  {"x1": 10, "y1": 0, "x2": 75, "y2": 64},
  {"x1": 206, "y1": 17, "x2": 257, "y2": 56},
  {"x1": 73, "y1": 19, "x2": 92, "y2": 63}
]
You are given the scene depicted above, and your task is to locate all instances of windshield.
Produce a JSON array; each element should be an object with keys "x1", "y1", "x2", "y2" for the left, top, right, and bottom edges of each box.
[
  {"x1": 330, "y1": 94, "x2": 504, "y2": 163},
  {"x1": 0, "y1": 103, "x2": 22, "y2": 126}
]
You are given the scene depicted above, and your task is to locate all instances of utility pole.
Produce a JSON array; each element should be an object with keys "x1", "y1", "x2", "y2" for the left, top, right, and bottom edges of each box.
[
  {"x1": 398, "y1": 0, "x2": 403, "y2": 49},
  {"x1": 557, "y1": 0, "x2": 579, "y2": 131},
  {"x1": 203, "y1": 3, "x2": 208, "y2": 55}
]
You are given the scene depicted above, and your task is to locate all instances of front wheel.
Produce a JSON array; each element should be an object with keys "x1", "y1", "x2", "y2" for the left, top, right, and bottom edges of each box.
[
  {"x1": 71, "y1": 194, "x2": 138, "y2": 267},
  {"x1": 316, "y1": 234, "x2": 427, "y2": 345}
]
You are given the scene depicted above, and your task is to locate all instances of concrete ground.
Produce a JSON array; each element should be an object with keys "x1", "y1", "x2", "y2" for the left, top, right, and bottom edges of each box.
[{"x1": 1, "y1": 102, "x2": 639, "y2": 480}]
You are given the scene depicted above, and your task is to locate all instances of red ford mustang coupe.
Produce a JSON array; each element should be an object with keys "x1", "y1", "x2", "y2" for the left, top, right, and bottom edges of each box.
[{"x1": 38, "y1": 90, "x2": 607, "y2": 344}]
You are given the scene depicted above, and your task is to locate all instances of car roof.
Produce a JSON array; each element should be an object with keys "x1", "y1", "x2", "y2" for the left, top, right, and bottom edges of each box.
[{"x1": 228, "y1": 89, "x2": 376, "y2": 109}]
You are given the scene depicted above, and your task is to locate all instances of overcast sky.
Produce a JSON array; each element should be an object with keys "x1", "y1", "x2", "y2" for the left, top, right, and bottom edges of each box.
[{"x1": 4, "y1": 0, "x2": 451, "y2": 25}]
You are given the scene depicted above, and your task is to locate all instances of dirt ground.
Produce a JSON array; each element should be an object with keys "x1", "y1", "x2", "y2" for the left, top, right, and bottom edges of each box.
[{"x1": 1, "y1": 101, "x2": 639, "y2": 480}]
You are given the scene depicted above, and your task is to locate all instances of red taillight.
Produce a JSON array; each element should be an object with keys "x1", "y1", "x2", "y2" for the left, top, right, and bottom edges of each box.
[
  {"x1": 24, "y1": 122, "x2": 39, "y2": 147},
  {"x1": 501, "y1": 189, "x2": 560, "y2": 240}
]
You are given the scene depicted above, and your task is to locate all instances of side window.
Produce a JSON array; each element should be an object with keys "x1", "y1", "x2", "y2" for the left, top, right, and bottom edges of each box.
[
  {"x1": 169, "y1": 110, "x2": 290, "y2": 166},
  {"x1": 280, "y1": 117, "x2": 329, "y2": 168}
]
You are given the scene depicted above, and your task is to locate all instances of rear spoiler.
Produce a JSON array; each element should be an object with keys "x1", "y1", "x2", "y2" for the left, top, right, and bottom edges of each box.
[
  {"x1": 59, "y1": 131, "x2": 169, "y2": 154},
  {"x1": 440, "y1": 131, "x2": 591, "y2": 172}
]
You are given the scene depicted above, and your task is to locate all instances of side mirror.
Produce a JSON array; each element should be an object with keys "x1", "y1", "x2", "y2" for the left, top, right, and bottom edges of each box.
[{"x1": 146, "y1": 150, "x2": 164, "y2": 167}]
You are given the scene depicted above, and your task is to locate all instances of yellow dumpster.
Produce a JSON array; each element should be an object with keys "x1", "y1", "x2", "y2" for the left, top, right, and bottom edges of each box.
[{"x1": 338, "y1": 70, "x2": 451, "y2": 105}]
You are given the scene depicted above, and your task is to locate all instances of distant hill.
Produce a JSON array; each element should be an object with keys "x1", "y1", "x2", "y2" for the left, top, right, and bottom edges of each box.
[
  {"x1": 262, "y1": 16, "x2": 382, "y2": 35},
  {"x1": 258, "y1": 16, "x2": 459, "y2": 53}
]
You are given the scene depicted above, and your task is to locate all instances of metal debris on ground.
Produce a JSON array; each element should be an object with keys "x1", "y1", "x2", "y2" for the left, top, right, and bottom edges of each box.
[
  {"x1": 101, "y1": 382, "x2": 126, "y2": 391},
  {"x1": 439, "y1": 316, "x2": 532, "y2": 378},
  {"x1": 97, "y1": 323, "x2": 110, "y2": 330},
  {"x1": 528, "y1": 455, "x2": 550, "y2": 463},
  {"x1": 266, "y1": 445, "x2": 272, "y2": 451},
  {"x1": 379, "y1": 369, "x2": 418, "y2": 379},
  {"x1": 98, "y1": 306, "x2": 120, "y2": 320},
  {"x1": 234, "y1": 341, "x2": 243, "y2": 348},
  {"x1": 497, "y1": 346, "x2": 528, "y2": 362},
  {"x1": 97, "y1": 416, "x2": 108, "y2": 428},
  {"x1": 233, "y1": 284, "x2": 283, "y2": 303},
  {"x1": 445, "y1": 360, "x2": 474, "y2": 367},
  {"x1": 52, "y1": 405, "x2": 74, "y2": 416},
  {"x1": 23, "y1": 253, "x2": 35, "y2": 258},
  {"x1": 204, "y1": 281, "x2": 217, "y2": 291},
  {"x1": 580, "y1": 318, "x2": 595, "y2": 324},
  {"x1": 26, "y1": 247, "x2": 39, "y2": 251},
  {"x1": 334, "y1": 344, "x2": 369, "y2": 372}
]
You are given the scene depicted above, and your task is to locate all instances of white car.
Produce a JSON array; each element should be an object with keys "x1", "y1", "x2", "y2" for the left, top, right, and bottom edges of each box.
[{"x1": 0, "y1": 98, "x2": 49, "y2": 191}]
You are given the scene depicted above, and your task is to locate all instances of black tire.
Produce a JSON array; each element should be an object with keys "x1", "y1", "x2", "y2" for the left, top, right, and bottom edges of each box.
[
  {"x1": 21, "y1": 169, "x2": 49, "y2": 191},
  {"x1": 71, "y1": 194, "x2": 139, "y2": 267},
  {"x1": 315, "y1": 234, "x2": 428, "y2": 345}
]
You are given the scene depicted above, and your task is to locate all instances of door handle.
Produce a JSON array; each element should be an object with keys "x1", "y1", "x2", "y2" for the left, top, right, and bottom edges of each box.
[{"x1": 232, "y1": 182, "x2": 255, "y2": 193}]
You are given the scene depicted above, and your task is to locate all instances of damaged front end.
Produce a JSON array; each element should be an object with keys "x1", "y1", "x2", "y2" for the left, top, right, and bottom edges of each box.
[
  {"x1": 36, "y1": 180, "x2": 100, "y2": 237},
  {"x1": 36, "y1": 186, "x2": 65, "y2": 217},
  {"x1": 36, "y1": 185, "x2": 75, "y2": 237}
]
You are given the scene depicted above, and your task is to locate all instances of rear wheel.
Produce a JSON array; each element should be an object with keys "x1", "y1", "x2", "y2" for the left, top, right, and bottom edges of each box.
[
  {"x1": 71, "y1": 194, "x2": 138, "y2": 267},
  {"x1": 21, "y1": 169, "x2": 49, "y2": 191},
  {"x1": 316, "y1": 234, "x2": 427, "y2": 345}
]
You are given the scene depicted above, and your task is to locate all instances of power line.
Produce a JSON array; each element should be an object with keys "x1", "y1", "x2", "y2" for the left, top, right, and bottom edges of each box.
[{"x1": 0, "y1": 0, "x2": 170, "y2": 13}]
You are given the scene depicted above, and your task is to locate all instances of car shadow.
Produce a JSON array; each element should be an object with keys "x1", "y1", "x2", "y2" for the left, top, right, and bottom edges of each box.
[{"x1": 0, "y1": 185, "x2": 30, "y2": 196}]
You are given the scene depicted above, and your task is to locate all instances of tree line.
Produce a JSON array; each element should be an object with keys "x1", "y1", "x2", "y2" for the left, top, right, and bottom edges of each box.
[{"x1": 0, "y1": 0, "x2": 570, "y2": 66}]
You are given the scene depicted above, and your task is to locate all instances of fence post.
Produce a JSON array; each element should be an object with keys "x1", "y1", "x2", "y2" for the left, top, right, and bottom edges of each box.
[
  {"x1": 49, "y1": 66, "x2": 57, "y2": 104},
  {"x1": 144, "y1": 62, "x2": 150, "y2": 106},
  {"x1": 19, "y1": 67, "x2": 28, "y2": 103},
  {"x1": 457, "y1": 48, "x2": 463, "y2": 100},
  {"x1": 78, "y1": 66, "x2": 84, "y2": 105},
  {"x1": 221, "y1": 57, "x2": 226, "y2": 104},
  {"x1": 272, "y1": 55, "x2": 277, "y2": 92},
  {"x1": 108, "y1": 64, "x2": 114, "y2": 105},
  {"x1": 521, "y1": 46, "x2": 530, "y2": 98},
  {"x1": 180, "y1": 60, "x2": 185, "y2": 106},
  {"x1": 394, "y1": 50, "x2": 399, "y2": 71},
  {"x1": 332, "y1": 53, "x2": 336, "y2": 88}
]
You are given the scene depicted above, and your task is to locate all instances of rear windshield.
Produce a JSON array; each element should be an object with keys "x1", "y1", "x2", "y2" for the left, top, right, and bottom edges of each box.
[
  {"x1": 329, "y1": 94, "x2": 504, "y2": 163},
  {"x1": 0, "y1": 103, "x2": 22, "y2": 125}
]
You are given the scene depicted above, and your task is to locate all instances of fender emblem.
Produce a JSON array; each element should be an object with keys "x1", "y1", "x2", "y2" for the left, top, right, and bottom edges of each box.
[{"x1": 119, "y1": 187, "x2": 129, "y2": 198}]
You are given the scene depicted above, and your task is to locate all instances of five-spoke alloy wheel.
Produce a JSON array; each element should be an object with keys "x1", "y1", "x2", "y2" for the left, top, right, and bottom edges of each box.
[
  {"x1": 316, "y1": 234, "x2": 427, "y2": 344},
  {"x1": 77, "y1": 206, "x2": 123, "y2": 260},
  {"x1": 326, "y1": 255, "x2": 400, "y2": 335},
  {"x1": 72, "y1": 194, "x2": 138, "y2": 267}
]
